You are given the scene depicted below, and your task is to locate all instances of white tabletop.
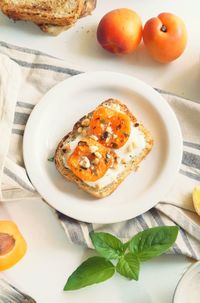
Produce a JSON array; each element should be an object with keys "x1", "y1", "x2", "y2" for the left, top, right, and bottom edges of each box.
[
  {"x1": 0, "y1": 199, "x2": 192, "y2": 303},
  {"x1": 0, "y1": 0, "x2": 199, "y2": 102},
  {"x1": 0, "y1": 0, "x2": 198, "y2": 302}
]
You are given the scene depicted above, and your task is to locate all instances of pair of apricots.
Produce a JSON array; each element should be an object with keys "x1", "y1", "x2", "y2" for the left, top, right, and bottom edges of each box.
[
  {"x1": 0, "y1": 221, "x2": 27, "y2": 271},
  {"x1": 97, "y1": 9, "x2": 187, "y2": 63}
]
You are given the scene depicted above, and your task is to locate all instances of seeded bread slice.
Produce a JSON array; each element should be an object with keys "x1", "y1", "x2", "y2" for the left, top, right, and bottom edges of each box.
[
  {"x1": 0, "y1": 0, "x2": 84, "y2": 26},
  {"x1": 38, "y1": 0, "x2": 96, "y2": 35},
  {"x1": 54, "y1": 99, "x2": 153, "y2": 198}
]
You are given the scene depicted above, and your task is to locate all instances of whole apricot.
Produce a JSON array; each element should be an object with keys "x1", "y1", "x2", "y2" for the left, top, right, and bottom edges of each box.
[
  {"x1": 97, "y1": 8, "x2": 143, "y2": 55},
  {"x1": 143, "y1": 13, "x2": 187, "y2": 63}
]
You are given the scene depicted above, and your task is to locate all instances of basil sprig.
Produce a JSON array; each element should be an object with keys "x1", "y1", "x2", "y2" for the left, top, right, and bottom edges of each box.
[{"x1": 64, "y1": 226, "x2": 178, "y2": 291}]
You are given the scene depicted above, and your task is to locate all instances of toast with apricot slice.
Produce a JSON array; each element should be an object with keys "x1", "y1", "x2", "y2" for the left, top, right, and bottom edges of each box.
[
  {"x1": 54, "y1": 99, "x2": 153, "y2": 198},
  {"x1": 0, "y1": 0, "x2": 96, "y2": 35}
]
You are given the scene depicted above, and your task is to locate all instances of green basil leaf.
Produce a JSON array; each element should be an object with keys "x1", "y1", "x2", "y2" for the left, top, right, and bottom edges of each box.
[
  {"x1": 90, "y1": 232, "x2": 124, "y2": 260},
  {"x1": 123, "y1": 241, "x2": 130, "y2": 253},
  {"x1": 48, "y1": 156, "x2": 54, "y2": 162},
  {"x1": 64, "y1": 256, "x2": 115, "y2": 291},
  {"x1": 116, "y1": 253, "x2": 140, "y2": 280},
  {"x1": 129, "y1": 226, "x2": 179, "y2": 261}
]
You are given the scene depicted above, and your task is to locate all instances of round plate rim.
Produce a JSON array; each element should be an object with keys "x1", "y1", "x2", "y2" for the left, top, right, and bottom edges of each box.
[
  {"x1": 173, "y1": 261, "x2": 200, "y2": 302},
  {"x1": 23, "y1": 71, "x2": 182, "y2": 224}
]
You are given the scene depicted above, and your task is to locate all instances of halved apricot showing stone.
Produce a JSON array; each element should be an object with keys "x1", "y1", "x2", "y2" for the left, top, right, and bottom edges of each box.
[{"x1": 0, "y1": 221, "x2": 27, "y2": 271}]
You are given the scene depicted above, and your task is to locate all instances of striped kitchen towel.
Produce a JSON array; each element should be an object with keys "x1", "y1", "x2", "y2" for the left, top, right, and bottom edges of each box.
[
  {"x1": 0, "y1": 279, "x2": 36, "y2": 303},
  {"x1": 0, "y1": 41, "x2": 200, "y2": 260}
]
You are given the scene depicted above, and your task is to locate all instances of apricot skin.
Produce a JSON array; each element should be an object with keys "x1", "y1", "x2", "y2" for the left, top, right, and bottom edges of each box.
[
  {"x1": 143, "y1": 13, "x2": 187, "y2": 63},
  {"x1": 97, "y1": 8, "x2": 143, "y2": 55}
]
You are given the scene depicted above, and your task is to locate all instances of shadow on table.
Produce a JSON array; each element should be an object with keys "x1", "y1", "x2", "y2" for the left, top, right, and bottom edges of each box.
[
  {"x1": 68, "y1": 23, "x2": 165, "y2": 70},
  {"x1": 0, "y1": 12, "x2": 45, "y2": 36},
  {"x1": 164, "y1": 63, "x2": 200, "y2": 102}
]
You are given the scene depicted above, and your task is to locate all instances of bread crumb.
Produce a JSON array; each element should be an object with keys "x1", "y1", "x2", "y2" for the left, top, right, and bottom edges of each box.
[
  {"x1": 90, "y1": 135, "x2": 98, "y2": 141},
  {"x1": 105, "y1": 152, "x2": 111, "y2": 162},
  {"x1": 146, "y1": 143, "x2": 152, "y2": 149},
  {"x1": 77, "y1": 127, "x2": 83, "y2": 133},
  {"x1": 62, "y1": 143, "x2": 71, "y2": 153},
  {"x1": 89, "y1": 145, "x2": 98, "y2": 153},
  {"x1": 95, "y1": 184, "x2": 101, "y2": 190},
  {"x1": 82, "y1": 128, "x2": 88, "y2": 136},
  {"x1": 92, "y1": 158, "x2": 100, "y2": 165},
  {"x1": 112, "y1": 162, "x2": 118, "y2": 169},
  {"x1": 81, "y1": 118, "x2": 90, "y2": 127},
  {"x1": 127, "y1": 142, "x2": 138, "y2": 153},
  {"x1": 94, "y1": 151, "x2": 102, "y2": 159},
  {"x1": 106, "y1": 126, "x2": 113, "y2": 134},
  {"x1": 79, "y1": 156, "x2": 90, "y2": 169},
  {"x1": 111, "y1": 156, "x2": 119, "y2": 169},
  {"x1": 121, "y1": 159, "x2": 126, "y2": 165}
]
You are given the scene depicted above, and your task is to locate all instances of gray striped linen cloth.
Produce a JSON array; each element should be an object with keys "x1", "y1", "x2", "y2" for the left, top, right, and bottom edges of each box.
[
  {"x1": 0, "y1": 279, "x2": 36, "y2": 303},
  {"x1": 0, "y1": 41, "x2": 200, "y2": 260}
]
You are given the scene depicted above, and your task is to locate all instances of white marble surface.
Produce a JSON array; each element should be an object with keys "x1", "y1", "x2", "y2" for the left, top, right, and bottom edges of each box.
[{"x1": 0, "y1": 0, "x2": 198, "y2": 302}]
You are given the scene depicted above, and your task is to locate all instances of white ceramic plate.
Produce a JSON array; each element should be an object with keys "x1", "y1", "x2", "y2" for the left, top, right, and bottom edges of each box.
[
  {"x1": 173, "y1": 261, "x2": 200, "y2": 303},
  {"x1": 23, "y1": 71, "x2": 182, "y2": 224}
]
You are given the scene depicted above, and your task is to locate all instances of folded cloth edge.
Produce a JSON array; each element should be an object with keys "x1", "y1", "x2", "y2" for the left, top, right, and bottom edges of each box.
[{"x1": 0, "y1": 54, "x2": 21, "y2": 201}]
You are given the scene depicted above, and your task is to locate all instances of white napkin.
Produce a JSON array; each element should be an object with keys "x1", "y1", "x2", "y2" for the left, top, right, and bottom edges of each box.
[{"x1": 0, "y1": 41, "x2": 200, "y2": 259}]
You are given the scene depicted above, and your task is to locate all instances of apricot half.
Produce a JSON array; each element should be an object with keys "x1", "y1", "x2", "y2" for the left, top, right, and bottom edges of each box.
[{"x1": 0, "y1": 221, "x2": 27, "y2": 271}]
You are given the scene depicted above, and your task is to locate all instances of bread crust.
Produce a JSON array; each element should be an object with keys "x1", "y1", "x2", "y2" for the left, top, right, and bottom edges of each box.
[
  {"x1": 54, "y1": 99, "x2": 153, "y2": 198},
  {"x1": 37, "y1": 0, "x2": 96, "y2": 35},
  {"x1": 0, "y1": 0, "x2": 84, "y2": 26},
  {"x1": 0, "y1": 0, "x2": 96, "y2": 34}
]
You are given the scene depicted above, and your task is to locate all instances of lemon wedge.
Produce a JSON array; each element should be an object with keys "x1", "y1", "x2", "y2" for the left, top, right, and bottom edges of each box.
[{"x1": 192, "y1": 187, "x2": 200, "y2": 216}]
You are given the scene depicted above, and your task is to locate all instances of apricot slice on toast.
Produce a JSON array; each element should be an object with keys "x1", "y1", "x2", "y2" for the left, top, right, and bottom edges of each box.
[
  {"x1": 89, "y1": 106, "x2": 131, "y2": 149},
  {"x1": 67, "y1": 138, "x2": 116, "y2": 182}
]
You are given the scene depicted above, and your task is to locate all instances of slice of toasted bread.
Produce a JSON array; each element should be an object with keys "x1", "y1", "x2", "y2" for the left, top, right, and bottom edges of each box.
[
  {"x1": 54, "y1": 99, "x2": 153, "y2": 198},
  {"x1": 37, "y1": 0, "x2": 96, "y2": 35},
  {"x1": 0, "y1": 0, "x2": 84, "y2": 26}
]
